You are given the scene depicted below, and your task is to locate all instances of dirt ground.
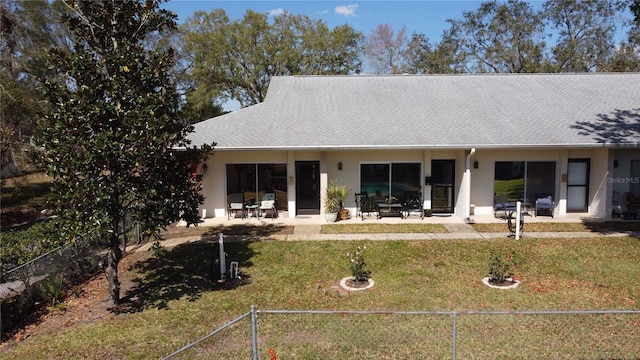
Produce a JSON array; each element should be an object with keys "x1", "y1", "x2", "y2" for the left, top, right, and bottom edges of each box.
[
  {"x1": 0, "y1": 249, "x2": 147, "y2": 351},
  {"x1": 0, "y1": 222, "x2": 244, "y2": 350}
]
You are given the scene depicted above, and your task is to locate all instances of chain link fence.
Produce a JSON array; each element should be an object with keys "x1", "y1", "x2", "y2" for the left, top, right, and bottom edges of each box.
[
  {"x1": 165, "y1": 311, "x2": 255, "y2": 359},
  {"x1": 0, "y1": 234, "x2": 107, "y2": 339},
  {"x1": 164, "y1": 307, "x2": 640, "y2": 359},
  {"x1": 0, "y1": 211, "x2": 151, "y2": 339}
]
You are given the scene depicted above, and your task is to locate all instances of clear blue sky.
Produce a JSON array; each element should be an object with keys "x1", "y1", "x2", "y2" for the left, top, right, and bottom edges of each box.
[
  {"x1": 161, "y1": 1, "x2": 505, "y2": 110},
  {"x1": 161, "y1": 0, "x2": 630, "y2": 111},
  {"x1": 161, "y1": 0, "x2": 520, "y2": 41}
]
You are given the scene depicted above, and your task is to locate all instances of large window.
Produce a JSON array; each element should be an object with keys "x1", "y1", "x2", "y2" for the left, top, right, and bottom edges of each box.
[
  {"x1": 226, "y1": 164, "x2": 287, "y2": 210},
  {"x1": 360, "y1": 163, "x2": 421, "y2": 203},
  {"x1": 494, "y1": 161, "x2": 555, "y2": 206}
]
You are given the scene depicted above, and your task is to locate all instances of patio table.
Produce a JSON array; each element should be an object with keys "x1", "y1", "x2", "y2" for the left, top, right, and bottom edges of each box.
[
  {"x1": 245, "y1": 204, "x2": 259, "y2": 218},
  {"x1": 376, "y1": 203, "x2": 404, "y2": 219}
]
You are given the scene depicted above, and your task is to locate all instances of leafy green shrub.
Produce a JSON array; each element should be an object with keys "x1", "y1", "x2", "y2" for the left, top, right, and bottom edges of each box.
[
  {"x1": 348, "y1": 246, "x2": 372, "y2": 281},
  {"x1": 41, "y1": 274, "x2": 66, "y2": 306},
  {"x1": 488, "y1": 250, "x2": 519, "y2": 283},
  {"x1": 0, "y1": 218, "x2": 65, "y2": 267}
]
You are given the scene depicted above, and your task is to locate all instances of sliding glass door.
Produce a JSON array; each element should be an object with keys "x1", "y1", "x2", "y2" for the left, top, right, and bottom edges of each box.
[
  {"x1": 360, "y1": 163, "x2": 421, "y2": 204},
  {"x1": 494, "y1": 161, "x2": 556, "y2": 207},
  {"x1": 226, "y1": 164, "x2": 287, "y2": 210},
  {"x1": 525, "y1": 162, "x2": 556, "y2": 205}
]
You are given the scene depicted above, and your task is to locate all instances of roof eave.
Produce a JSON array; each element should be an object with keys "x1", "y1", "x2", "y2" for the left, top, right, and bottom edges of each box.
[{"x1": 209, "y1": 142, "x2": 640, "y2": 152}]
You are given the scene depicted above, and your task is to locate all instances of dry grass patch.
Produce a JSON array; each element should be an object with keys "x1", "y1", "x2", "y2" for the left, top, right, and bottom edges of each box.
[
  {"x1": 322, "y1": 223, "x2": 447, "y2": 234},
  {"x1": 472, "y1": 221, "x2": 640, "y2": 233}
]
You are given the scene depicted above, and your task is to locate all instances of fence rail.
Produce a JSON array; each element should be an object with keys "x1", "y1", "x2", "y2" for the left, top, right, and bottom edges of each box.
[
  {"x1": 164, "y1": 307, "x2": 640, "y2": 359},
  {"x1": 0, "y1": 237, "x2": 105, "y2": 340}
]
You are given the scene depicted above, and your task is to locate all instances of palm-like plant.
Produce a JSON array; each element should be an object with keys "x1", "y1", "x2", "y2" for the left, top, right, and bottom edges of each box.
[{"x1": 324, "y1": 179, "x2": 341, "y2": 213}]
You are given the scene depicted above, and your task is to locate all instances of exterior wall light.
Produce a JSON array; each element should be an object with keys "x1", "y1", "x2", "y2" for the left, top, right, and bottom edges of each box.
[
  {"x1": 338, "y1": 162, "x2": 343, "y2": 171},
  {"x1": 473, "y1": 160, "x2": 479, "y2": 169}
]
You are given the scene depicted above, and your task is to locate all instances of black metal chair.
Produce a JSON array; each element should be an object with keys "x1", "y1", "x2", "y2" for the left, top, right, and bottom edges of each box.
[
  {"x1": 403, "y1": 191, "x2": 424, "y2": 219},
  {"x1": 355, "y1": 192, "x2": 377, "y2": 220}
]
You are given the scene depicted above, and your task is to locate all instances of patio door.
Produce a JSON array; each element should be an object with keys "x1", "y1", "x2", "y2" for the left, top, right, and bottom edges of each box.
[
  {"x1": 295, "y1": 161, "x2": 320, "y2": 215},
  {"x1": 567, "y1": 159, "x2": 590, "y2": 212},
  {"x1": 431, "y1": 160, "x2": 455, "y2": 213}
]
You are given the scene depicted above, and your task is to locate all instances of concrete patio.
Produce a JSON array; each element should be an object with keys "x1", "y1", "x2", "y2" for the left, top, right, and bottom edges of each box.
[
  {"x1": 170, "y1": 212, "x2": 637, "y2": 243},
  {"x1": 194, "y1": 211, "x2": 610, "y2": 227}
]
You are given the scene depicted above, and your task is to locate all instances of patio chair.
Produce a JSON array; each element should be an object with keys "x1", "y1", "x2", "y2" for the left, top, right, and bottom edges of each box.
[
  {"x1": 355, "y1": 192, "x2": 378, "y2": 220},
  {"x1": 493, "y1": 195, "x2": 516, "y2": 218},
  {"x1": 535, "y1": 196, "x2": 554, "y2": 218},
  {"x1": 227, "y1": 192, "x2": 246, "y2": 220},
  {"x1": 259, "y1": 192, "x2": 277, "y2": 220},
  {"x1": 403, "y1": 191, "x2": 424, "y2": 219}
]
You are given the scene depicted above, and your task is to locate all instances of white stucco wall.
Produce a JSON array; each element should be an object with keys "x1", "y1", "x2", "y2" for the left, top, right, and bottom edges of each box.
[
  {"x1": 198, "y1": 147, "x2": 616, "y2": 220},
  {"x1": 469, "y1": 148, "x2": 611, "y2": 218},
  {"x1": 199, "y1": 151, "x2": 289, "y2": 218}
]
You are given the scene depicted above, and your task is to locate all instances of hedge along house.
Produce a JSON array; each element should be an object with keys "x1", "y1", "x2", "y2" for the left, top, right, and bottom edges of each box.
[{"x1": 188, "y1": 73, "x2": 640, "y2": 221}]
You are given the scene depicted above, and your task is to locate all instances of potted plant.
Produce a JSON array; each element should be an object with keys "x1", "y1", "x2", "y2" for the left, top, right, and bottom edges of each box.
[
  {"x1": 338, "y1": 183, "x2": 352, "y2": 220},
  {"x1": 324, "y1": 179, "x2": 341, "y2": 222}
]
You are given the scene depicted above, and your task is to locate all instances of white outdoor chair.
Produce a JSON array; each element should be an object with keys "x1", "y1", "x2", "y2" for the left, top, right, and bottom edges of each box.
[{"x1": 259, "y1": 192, "x2": 277, "y2": 220}]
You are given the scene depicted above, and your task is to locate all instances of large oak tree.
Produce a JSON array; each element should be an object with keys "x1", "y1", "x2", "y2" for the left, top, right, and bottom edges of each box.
[
  {"x1": 543, "y1": 0, "x2": 627, "y2": 72},
  {"x1": 447, "y1": 0, "x2": 547, "y2": 73},
  {"x1": 39, "y1": 0, "x2": 213, "y2": 304},
  {"x1": 180, "y1": 9, "x2": 363, "y2": 109}
]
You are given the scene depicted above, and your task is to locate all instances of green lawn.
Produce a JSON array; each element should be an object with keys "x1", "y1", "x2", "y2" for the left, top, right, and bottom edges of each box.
[{"x1": 2, "y1": 235, "x2": 639, "y2": 359}]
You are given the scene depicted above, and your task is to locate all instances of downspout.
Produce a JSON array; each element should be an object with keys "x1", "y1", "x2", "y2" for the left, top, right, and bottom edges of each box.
[{"x1": 465, "y1": 148, "x2": 476, "y2": 223}]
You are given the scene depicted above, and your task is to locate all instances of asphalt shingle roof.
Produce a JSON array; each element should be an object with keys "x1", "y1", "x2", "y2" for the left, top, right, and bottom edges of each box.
[{"x1": 189, "y1": 73, "x2": 640, "y2": 150}]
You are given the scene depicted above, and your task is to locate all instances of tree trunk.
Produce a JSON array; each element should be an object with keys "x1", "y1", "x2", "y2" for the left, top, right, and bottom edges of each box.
[{"x1": 105, "y1": 243, "x2": 122, "y2": 305}]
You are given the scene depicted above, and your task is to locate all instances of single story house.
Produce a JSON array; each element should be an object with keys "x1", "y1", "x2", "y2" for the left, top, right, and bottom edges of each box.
[{"x1": 188, "y1": 73, "x2": 640, "y2": 221}]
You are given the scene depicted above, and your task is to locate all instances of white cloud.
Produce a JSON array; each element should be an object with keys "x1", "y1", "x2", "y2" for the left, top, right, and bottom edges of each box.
[
  {"x1": 316, "y1": 9, "x2": 329, "y2": 15},
  {"x1": 335, "y1": 4, "x2": 358, "y2": 17},
  {"x1": 267, "y1": 8, "x2": 285, "y2": 17}
]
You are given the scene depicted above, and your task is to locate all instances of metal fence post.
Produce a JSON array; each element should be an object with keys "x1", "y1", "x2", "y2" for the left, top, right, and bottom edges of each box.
[
  {"x1": 219, "y1": 233, "x2": 226, "y2": 280},
  {"x1": 251, "y1": 305, "x2": 258, "y2": 360},
  {"x1": 515, "y1": 201, "x2": 522, "y2": 240},
  {"x1": 452, "y1": 312, "x2": 457, "y2": 360}
]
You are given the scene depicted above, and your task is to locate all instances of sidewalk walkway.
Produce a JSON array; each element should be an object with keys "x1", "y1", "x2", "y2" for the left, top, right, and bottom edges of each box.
[
  {"x1": 155, "y1": 213, "x2": 638, "y2": 248},
  {"x1": 154, "y1": 221, "x2": 637, "y2": 247},
  {"x1": 268, "y1": 229, "x2": 636, "y2": 242}
]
